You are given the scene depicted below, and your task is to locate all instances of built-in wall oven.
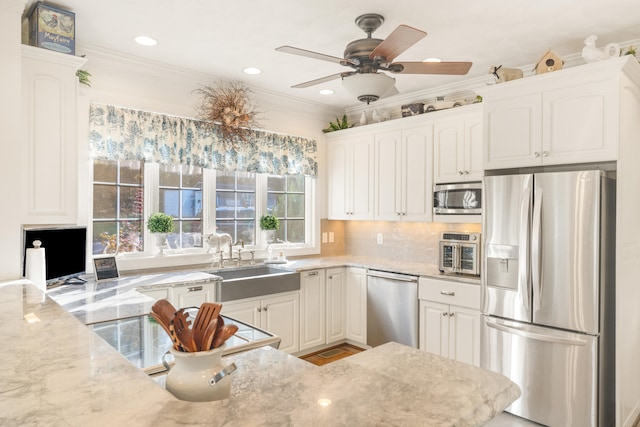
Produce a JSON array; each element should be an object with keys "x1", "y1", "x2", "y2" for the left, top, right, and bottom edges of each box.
[
  {"x1": 439, "y1": 232, "x2": 481, "y2": 276},
  {"x1": 433, "y1": 182, "x2": 482, "y2": 215}
]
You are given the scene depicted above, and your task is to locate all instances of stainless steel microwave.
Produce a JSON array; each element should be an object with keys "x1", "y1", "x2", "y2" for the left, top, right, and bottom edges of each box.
[{"x1": 433, "y1": 182, "x2": 482, "y2": 215}]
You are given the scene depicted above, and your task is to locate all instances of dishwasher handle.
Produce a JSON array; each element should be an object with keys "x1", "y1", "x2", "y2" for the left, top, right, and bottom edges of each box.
[{"x1": 366, "y1": 270, "x2": 418, "y2": 282}]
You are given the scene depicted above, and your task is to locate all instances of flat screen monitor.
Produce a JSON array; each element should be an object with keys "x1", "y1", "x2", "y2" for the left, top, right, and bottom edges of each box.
[{"x1": 23, "y1": 226, "x2": 87, "y2": 284}]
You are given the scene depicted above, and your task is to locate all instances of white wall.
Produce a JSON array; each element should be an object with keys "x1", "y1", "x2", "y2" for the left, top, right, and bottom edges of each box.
[{"x1": 0, "y1": 0, "x2": 27, "y2": 280}]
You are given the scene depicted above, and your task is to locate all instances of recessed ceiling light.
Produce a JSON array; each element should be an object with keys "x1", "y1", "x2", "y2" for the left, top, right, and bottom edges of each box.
[
  {"x1": 243, "y1": 67, "x2": 262, "y2": 75},
  {"x1": 423, "y1": 57, "x2": 442, "y2": 63},
  {"x1": 317, "y1": 398, "x2": 332, "y2": 407},
  {"x1": 319, "y1": 89, "x2": 334, "y2": 95},
  {"x1": 134, "y1": 36, "x2": 158, "y2": 47}
]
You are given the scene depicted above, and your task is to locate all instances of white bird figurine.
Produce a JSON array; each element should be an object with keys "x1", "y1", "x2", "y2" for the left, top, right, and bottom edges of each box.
[
  {"x1": 582, "y1": 35, "x2": 621, "y2": 63},
  {"x1": 372, "y1": 108, "x2": 382, "y2": 123}
]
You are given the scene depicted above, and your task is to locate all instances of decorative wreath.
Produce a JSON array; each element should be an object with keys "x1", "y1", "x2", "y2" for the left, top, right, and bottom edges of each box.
[{"x1": 194, "y1": 81, "x2": 260, "y2": 141}]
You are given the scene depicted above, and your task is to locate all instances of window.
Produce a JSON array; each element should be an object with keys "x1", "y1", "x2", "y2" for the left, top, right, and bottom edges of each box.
[
  {"x1": 267, "y1": 175, "x2": 305, "y2": 243},
  {"x1": 92, "y1": 160, "x2": 144, "y2": 255},
  {"x1": 215, "y1": 171, "x2": 256, "y2": 245},
  {"x1": 159, "y1": 164, "x2": 203, "y2": 249},
  {"x1": 90, "y1": 161, "x2": 316, "y2": 259}
]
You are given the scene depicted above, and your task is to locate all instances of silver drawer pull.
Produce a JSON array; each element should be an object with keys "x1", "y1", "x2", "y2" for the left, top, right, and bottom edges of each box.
[
  {"x1": 188, "y1": 286, "x2": 203, "y2": 292},
  {"x1": 440, "y1": 290, "x2": 455, "y2": 296},
  {"x1": 307, "y1": 271, "x2": 319, "y2": 276}
]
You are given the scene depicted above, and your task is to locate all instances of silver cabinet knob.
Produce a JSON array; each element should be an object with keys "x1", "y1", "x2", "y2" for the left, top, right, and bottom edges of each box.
[
  {"x1": 458, "y1": 170, "x2": 463, "y2": 175},
  {"x1": 257, "y1": 307, "x2": 262, "y2": 312},
  {"x1": 464, "y1": 170, "x2": 469, "y2": 175},
  {"x1": 449, "y1": 312, "x2": 454, "y2": 317},
  {"x1": 543, "y1": 151, "x2": 549, "y2": 157},
  {"x1": 263, "y1": 306, "x2": 268, "y2": 312},
  {"x1": 534, "y1": 152, "x2": 540, "y2": 158}
]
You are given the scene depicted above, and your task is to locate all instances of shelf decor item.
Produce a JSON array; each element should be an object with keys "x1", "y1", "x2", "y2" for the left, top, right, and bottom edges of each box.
[
  {"x1": 27, "y1": 2, "x2": 76, "y2": 55},
  {"x1": 194, "y1": 81, "x2": 260, "y2": 141},
  {"x1": 147, "y1": 212, "x2": 174, "y2": 256},
  {"x1": 322, "y1": 115, "x2": 353, "y2": 133}
]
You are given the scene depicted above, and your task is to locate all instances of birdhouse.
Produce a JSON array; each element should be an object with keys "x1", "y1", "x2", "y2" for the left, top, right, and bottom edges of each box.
[{"x1": 534, "y1": 50, "x2": 564, "y2": 75}]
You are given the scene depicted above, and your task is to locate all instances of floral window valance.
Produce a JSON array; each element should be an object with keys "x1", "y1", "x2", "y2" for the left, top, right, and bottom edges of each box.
[{"x1": 88, "y1": 103, "x2": 318, "y2": 176}]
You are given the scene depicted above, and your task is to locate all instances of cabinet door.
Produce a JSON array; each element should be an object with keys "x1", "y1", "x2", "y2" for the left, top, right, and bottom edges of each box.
[
  {"x1": 262, "y1": 293, "x2": 300, "y2": 353},
  {"x1": 419, "y1": 300, "x2": 449, "y2": 357},
  {"x1": 542, "y1": 79, "x2": 618, "y2": 165},
  {"x1": 484, "y1": 93, "x2": 543, "y2": 169},
  {"x1": 350, "y1": 136, "x2": 375, "y2": 220},
  {"x1": 434, "y1": 120, "x2": 465, "y2": 184},
  {"x1": 464, "y1": 117, "x2": 484, "y2": 181},
  {"x1": 327, "y1": 138, "x2": 350, "y2": 220},
  {"x1": 138, "y1": 287, "x2": 171, "y2": 302},
  {"x1": 402, "y1": 125, "x2": 433, "y2": 221},
  {"x1": 346, "y1": 267, "x2": 367, "y2": 344},
  {"x1": 172, "y1": 283, "x2": 215, "y2": 309},
  {"x1": 21, "y1": 47, "x2": 86, "y2": 223},
  {"x1": 300, "y1": 270, "x2": 326, "y2": 351},
  {"x1": 221, "y1": 298, "x2": 261, "y2": 327},
  {"x1": 326, "y1": 268, "x2": 347, "y2": 343},
  {"x1": 374, "y1": 131, "x2": 402, "y2": 221},
  {"x1": 448, "y1": 306, "x2": 481, "y2": 367}
]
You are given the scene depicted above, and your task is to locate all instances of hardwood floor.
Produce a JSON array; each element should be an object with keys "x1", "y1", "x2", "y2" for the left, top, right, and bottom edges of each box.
[{"x1": 299, "y1": 344, "x2": 365, "y2": 366}]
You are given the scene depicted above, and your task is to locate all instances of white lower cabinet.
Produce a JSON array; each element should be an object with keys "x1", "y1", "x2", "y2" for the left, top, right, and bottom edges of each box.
[
  {"x1": 172, "y1": 282, "x2": 216, "y2": 308},
  {"x1": 419, "y1": 277, "x2": 481, "y2": 366},
  {"x1": 137, "y1": 282, "x2": 216, "y2": 308},
  {"x1": 222, "y1": 291, "x2": 300, "y2": 354},
  {"x1": 300, "y1": 269, "x2": 326, "y2": 351},
  {"x1": 299, "y1": 267, "x2": 347, "y2": 352},
  {"x1": 346, "y1": 267, "x2": 367, "y2": 344},
  {"x1": 326, "y1": 268, "x2": 347, "y2": 343}
]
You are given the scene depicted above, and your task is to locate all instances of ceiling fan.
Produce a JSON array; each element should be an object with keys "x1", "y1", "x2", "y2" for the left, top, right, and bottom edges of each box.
[{"x1": 276, "y1": 13, "x2": 473, "y2": 104}]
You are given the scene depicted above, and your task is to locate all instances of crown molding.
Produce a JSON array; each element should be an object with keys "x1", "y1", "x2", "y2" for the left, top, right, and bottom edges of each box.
[{"x1": 77, "y1": 43, "x2": 342, "y2": 120}]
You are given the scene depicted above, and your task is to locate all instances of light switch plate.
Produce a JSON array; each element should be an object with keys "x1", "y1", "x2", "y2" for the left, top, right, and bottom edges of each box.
[
  {"x1": 377, "y1": 233, "x2": 383, "y2": 244},
  {"x1": 328, "y1": 232, "x2": 335, "y2": 243},
  {"x1": 322, "y1": 232, "x2": 327, "y2": 243}
]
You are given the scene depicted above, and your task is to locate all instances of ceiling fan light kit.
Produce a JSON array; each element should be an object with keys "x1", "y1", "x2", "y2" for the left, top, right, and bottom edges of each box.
[
  {"x1": 342, "y1": 73, "x2": 396, "y2": 104},
  {"x1": 276, "y1": 13, "x2": 472, "y2": 104}
]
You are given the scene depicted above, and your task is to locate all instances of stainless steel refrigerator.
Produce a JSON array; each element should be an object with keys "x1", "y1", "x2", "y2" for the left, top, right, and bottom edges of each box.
[{"x1": 481, "y1": 170, "x2": 615, "y2": 427}]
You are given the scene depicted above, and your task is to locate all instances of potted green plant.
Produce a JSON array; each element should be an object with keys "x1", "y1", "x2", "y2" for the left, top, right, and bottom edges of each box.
[
  {"x1": 259, "y1": 214, "x2": 279, "y2": 248},
  {"x1": 259, "y1": 214, "x2": 279, "y2": 231},
  {"x1": 148, "y1": 213, "x2": 174, "y2": 256}
]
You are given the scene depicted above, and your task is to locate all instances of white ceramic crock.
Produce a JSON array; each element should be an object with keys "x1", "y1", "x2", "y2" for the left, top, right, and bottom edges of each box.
[{"x1": 162, "y1": 345, "x2": 233, "y2": 402}]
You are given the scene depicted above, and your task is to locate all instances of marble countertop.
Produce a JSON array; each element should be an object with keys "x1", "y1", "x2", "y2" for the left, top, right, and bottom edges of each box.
[
  {"x1": 0, "y1": 282, "x2": 519, "y2": 426},
  {"x1": 46, "y1": 255, "x2": 479, "y2": 325}
]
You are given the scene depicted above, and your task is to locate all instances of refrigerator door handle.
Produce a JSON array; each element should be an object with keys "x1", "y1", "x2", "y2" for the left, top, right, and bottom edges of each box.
[
  {"x1": 518, "y1": 180, "x2": 532, "y2": 313},
  {"x1": 486, "y1": 320, "x2": 587, "y2": 347},
  {"x1": 532, "y1": 187, "x2": 543, "y2": 312}
]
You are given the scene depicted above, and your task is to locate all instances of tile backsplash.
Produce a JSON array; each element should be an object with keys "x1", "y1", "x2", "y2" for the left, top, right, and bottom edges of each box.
[{"x1": 322, "y1": 220, "x2": 481, "y2": 265}]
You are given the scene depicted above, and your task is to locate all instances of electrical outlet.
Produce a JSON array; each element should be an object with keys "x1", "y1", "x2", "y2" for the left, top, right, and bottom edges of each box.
[
  {"x1": 322, "y1": 232, "x2": 327, "y2": 243},
  {"x1": 328, "y1": 232, "x2": 335, "y2": 243},
  {"x1": 377, "y1": 233, "x2": 383, "y2": 244}
]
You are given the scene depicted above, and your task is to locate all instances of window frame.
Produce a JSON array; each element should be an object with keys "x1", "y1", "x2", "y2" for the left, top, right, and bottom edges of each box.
[{"x1": 88, "y1": 161, "x2": 319, "y2": 271}]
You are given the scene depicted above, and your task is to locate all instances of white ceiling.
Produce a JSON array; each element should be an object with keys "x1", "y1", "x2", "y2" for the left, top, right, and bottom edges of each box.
[{"x1": 29, "y1": 0, "x2": 640, "y2": 108}]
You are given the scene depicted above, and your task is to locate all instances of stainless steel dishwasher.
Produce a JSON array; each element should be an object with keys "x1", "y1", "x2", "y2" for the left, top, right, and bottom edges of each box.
[{"x1": 366, "y1": 270, "x2": 419, "y2": 348}]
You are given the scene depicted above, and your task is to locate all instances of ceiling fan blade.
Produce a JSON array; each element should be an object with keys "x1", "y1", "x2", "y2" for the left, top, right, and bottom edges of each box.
[
  {"x1": 390, "y1": 61, "x2": 473, "y2": 75},
  {"x1": 276, "y1": 45, "x2": 354, "y2": 65},
  {"x1": 369, "y1": 25, "x2": 427, "y2": 62},
  {"x1": 291, "y1": 72, "x2": 352, "y2": 89}
]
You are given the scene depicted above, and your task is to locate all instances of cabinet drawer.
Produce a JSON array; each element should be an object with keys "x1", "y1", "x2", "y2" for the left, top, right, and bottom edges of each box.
[{"x1": 418, "y1": 277, "x2": 480, "y2": 309}]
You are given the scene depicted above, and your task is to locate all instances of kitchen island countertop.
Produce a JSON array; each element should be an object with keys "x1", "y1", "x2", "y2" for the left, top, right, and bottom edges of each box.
[{"x1": 1, "y1": 281, "x2": 519, "y2": 426}]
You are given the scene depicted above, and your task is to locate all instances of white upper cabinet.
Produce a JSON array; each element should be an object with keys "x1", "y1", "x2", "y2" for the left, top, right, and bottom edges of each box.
[
  {"x1": 21, "y1": 45, "x2": 86, "y2": 224},
  {"x1": 327, "y1": 135, "x2": 375, "y2": 220},
  {"x1": 374, "y1": 124, "x2": 433, "y2": 221},
  {"x1": 433, "y1": 107, "x2": 483, "y2": 183},
  {"x1": 479, "y1": 57, "x2": 637, "y2": 170}
]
